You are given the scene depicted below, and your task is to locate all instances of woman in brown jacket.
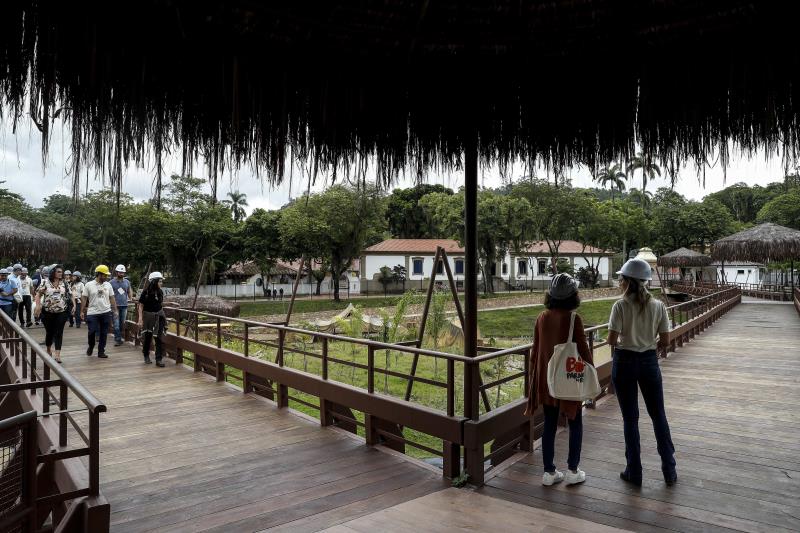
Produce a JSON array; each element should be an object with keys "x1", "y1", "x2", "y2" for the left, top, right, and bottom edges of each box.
[{"x1": 524, "y1": 273, "x2": 593, "y2": 486}]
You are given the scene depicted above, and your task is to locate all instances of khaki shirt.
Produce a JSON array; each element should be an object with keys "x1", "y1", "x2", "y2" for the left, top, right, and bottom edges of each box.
[{"x1": 609, "y1": 295, "x2": 669, "y2": 352}]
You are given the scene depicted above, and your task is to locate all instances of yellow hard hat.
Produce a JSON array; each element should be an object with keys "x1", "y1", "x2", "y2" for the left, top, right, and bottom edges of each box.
[{"x1": 95, "y1": 264, "x2": 111, "y2": 275}]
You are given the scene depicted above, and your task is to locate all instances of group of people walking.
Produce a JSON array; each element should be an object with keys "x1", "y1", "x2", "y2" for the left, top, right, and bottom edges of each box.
[
  {"x1": 0, "y1": 262, "x2": 167, "y2": 367},
  {"x1": 527, "y1": 258, "x2": 677, "y2": 488}
]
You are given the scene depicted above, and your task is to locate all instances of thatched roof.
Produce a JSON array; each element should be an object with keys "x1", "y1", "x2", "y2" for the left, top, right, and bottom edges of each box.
[
  {"x1": 163, "y1": 295, "x2": 241, "y2": 318},
  {"x1": 712, "y1": 223, "x2": 800, "y2": 263},
  {"x1": 2, "y1": 3, "x2": 800, "y2": 199},
  {"x1": 0, "y1": 217, "x2": 69, "y2": 260},
  {"x1": 223, "y1": 260, "x2": 297, "y2": 278},
  {"x1": 657, "y1": 247, "x2": 713, "y2": 268}
]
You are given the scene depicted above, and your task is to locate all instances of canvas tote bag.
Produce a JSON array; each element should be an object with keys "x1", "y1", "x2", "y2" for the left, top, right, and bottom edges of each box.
[{"x1": 547, "y1": 312, "x2": 601, "y2": 401}]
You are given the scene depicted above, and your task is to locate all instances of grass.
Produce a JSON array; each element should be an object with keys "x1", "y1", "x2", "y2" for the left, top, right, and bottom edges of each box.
[
  {"x1": 477, "y1": 299, "x2": 616, "y2": 339},
  {"x1": 236, "y1": 289, "x2": 546, "y2": 317}
]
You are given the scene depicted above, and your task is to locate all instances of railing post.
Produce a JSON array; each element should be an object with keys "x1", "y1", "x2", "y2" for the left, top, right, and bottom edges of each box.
[
  {"x1": 322, "y1": 337, "x2": 329, "y2": 381},
  {"x1": 89, "y1": 411, "x2": 100, "y2": 497},
  {"x1": 59, "y1": 384, "x2": 68, "y2": 447},
  {"x1": 367, "y1": 346, "x2": 375, "y2": 394},
  {"x1": 276, "y1": 330, "x2": 288, "y2": 408},
  {"x1": 216, "y1": 317, "x2": 222, "y2": 348},
  {"x1": 242, "y1": 324, "x2": 250, "y2": 393}
]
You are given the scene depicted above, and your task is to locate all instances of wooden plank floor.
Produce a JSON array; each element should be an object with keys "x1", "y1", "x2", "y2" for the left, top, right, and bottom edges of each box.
[
  {"x1": 33, "y1": 325, "x2": 445, "y2": 532},
  {"x1": 480, "y1": 302, "x2": 800, "y2": 532}
]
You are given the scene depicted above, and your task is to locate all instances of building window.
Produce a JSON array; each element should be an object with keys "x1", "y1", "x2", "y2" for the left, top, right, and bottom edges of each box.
[
  {"x1": 517, "y1": 260, "x2": 528, "y2": 276},
  {"x1": 737, "y1": 269, "x2": 745, "y2": 275},
  {"x1": 538, "y1": 259, "x2": 547, "y2": 275},
  {"x1": 490, "y1": 263, "x2": 497, "y2": 276},
  {"x1": 436, "y1": 260, "x2": 444, "y2": 275},
  {"x1": 412, "y1": 258, "x2": 424, "y2": 276},
  {"x1": 501, "y1": 263, "x2": 508, "y2": 275},
  {"x1": 454, "y1": 259, "x2": 464, "y2": 275}
]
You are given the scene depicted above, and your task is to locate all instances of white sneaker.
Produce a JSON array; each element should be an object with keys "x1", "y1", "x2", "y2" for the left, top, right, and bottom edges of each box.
[
  {"x1": 565, "y1": 469, "x2": 586, "y2": 485},
  {"x1": 542, "y1": 469, "x2": 565, "y2": 486}
]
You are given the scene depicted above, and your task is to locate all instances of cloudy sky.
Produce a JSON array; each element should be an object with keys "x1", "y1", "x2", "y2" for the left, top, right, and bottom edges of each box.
[{"x1": 1, "y1": 118, "x2": 790, "y2": 213}]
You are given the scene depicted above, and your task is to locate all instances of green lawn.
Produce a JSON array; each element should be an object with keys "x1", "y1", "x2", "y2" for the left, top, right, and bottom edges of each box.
[{"x1": 477, "y1": 299, "x2": 616, "y2": 339}]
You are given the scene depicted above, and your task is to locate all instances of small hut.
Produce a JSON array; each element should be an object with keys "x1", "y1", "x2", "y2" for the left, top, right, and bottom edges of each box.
[
  {"x1": 633, "y1": 247, "x2": 658, "y2": 286},
  {"x1": 163, "y1": 295, "x2": 241, "y2": 318},
  {"x1": 0, "y1": 217, "x2": 69, "y2": 261},
  {"x1": 712, "y1": 223, "x2": 800, "y2": 291},
  {"x1": 656, "y1": 247, "x2": 714, "y2": 287}
]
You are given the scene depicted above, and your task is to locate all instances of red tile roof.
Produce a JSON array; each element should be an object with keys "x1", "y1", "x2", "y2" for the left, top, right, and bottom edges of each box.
[
  {"x1": 363, "y1": 239, "x2": 465, "y2": 254},
  {"x1": 521, "y1": 240, "x2": 610, "y2": 255}
]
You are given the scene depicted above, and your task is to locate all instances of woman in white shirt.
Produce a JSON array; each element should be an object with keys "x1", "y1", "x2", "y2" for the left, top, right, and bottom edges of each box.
[{"x1": 607, "y1": 258, "x2": 677, "y2": 487}]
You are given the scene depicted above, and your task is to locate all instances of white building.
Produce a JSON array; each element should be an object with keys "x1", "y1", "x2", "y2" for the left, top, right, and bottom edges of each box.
[
  {"x1": 361, "y1": 239, "x2": 614, "y2": 291},
  {"x1": 714, "y1": 261, "x2": 765, "y2": 285}
]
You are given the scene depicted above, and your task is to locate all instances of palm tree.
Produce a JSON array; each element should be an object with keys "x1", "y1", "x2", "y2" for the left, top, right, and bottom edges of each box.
[
  {"x1": 225, "y1": 191, "x2": 248, "y2": 223},
  {"x1": 593, "y1": 164, "x2": 627, "y2": 203},
  {"x1": 626, "y1": 152, "x2": 661, "y2": 200},
  {"x1": 628, "y1": 187, "x2": 653, "y2": 209}
]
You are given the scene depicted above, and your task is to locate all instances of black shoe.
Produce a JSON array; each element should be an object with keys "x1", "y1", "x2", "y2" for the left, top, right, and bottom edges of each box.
[
  {"x1": 86, "y1": 347, "x2": 93, "y2": 356},
  {"x1": 620, "y1": 470, "x2": 642, "y2": 486},
  {"x1": 144, "y1": 356, "x2": 152, "y2": 364},
  {"x1": 156, "y1": 361, "x2": 165, "y2": 368},
  {"x1": 97, "y1": 353, "x2": 108, "y2": 359},
  {"x1": 76, "y1": 325, "x2": 81, "y2": 328},
  {"x1": 114, "y1": 340, "x2": 123, "y2": 347},
  {"x1": 69, "y1": 324, "x2": 74, "y2": 327},
  {"x1": 663, "y1": 470, "x2": 678, "y2": 486},
  {"x1": 26, "y1": 322, "x2": 32, "y2": 327}
]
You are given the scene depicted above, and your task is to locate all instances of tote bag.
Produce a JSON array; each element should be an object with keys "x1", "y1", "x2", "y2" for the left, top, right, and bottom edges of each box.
[{"x1": 546, "y1": 312, "x2": 601, "y2": 401}]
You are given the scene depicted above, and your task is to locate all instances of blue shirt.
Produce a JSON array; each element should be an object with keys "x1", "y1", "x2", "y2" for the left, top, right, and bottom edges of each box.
[
  {"x1": 0, "y1": 279, "x2": 16, "y2": 303},
  {"x1": 110, "y1": 278, "x2": 131, "y2": 307}
]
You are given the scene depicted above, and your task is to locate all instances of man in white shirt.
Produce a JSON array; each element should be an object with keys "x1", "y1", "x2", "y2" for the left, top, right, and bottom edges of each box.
[
  {"x1": 16, "y1": 267, "x2": 33, "y2": 328},
  {"x1": 81, "y1": 265, "x2": 118, "y2": 358},
  {"x1": 70, "y1": 272, "x2": 85, "y2": 328}
]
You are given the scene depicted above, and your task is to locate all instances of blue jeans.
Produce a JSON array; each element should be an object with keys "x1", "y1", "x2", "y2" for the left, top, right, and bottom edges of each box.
[
  {"x1": 86, "y1": 312, "x2": 112, "y2": 355},
  {"x1": 72, "y1": 302, "x2": 82, "y2": 327},
  {"x1": 113, "y1": 306, "x2": 127, "y2": 342},
  {"x1": 612, "y1": 348, "x2": 676, "y2": 479},
  {"x1": 0, "y1": 303, "x2": 12, "y2": 317},
  {"x1": 542, "y1": 404, "x2": 583, "y2": 473}
]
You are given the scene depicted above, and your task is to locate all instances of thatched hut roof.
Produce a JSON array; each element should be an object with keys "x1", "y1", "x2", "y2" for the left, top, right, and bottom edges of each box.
[
  {"x1": 657, "y1": 247, "x2": 713, "y2": 268},
  {"x1": 0, "y1": 217, "x2": 69, "y2": 260},
  {"x1": 2, "y1": 3, "x2": 800, "y2": 198},
  {"x1": 163, "y1": 295, "x2": 241, "y2": 318},
  {"x1": 712, "y1": 223, "x2": 800, "y2": 263},
  {"x1": 223, "y1": 260, "x2": 297, "y2": 278}
]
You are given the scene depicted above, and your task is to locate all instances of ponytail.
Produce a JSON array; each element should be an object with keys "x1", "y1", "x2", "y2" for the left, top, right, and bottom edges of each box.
[{"x1": 623, "y1": 275, "x2": 651, "y2": 313}]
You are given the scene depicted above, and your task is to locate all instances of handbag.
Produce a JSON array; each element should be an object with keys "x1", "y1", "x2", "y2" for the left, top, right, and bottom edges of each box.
[{"x1": 546, "y1": 312, "x2": 601, "y2": 401}]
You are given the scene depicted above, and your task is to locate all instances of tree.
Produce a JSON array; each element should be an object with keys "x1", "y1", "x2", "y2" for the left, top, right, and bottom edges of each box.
[
  {"x1": 391, "y1": 265, "x2": 407, "y2": 292},
  {"x1": 425, "y1": 290, "x2": 449, "y2": 377},
  {"x1": 162, "y1": 175, "x2": 210, "y2": 214},
  {"x1": 387, "y1": 184, "x2": 454, "y2": 238},
  {"x1": 224, "y1": 191, "x2": 249, "y2": 223},
  {"x1": 0, "y1": 181, "x2": 23, "y2": 203},
  {"x1": 626, "y1": 153, "x2": 661, "y2": 204},
  {"x1": 681, "y1": 198, "x2": 736, "y2": 253},
  {"x1": 280, "y1": 185, "x2": 386, "y2": 301},
  {"x1": 576, "y1": 200, "x2": 623, "y2": 288},
  {"x1": 757, "y1": 190, "x2": 800, "y2": 229},
  {"x1": 241, "y1": 209, "x2": 283, "y2": 296},
  {"x1": 309, "y1": 268, "x2": 327, "y2": 295},
  {"x1": 377, "y1": 266, "x2": 394, "y2": 296},
  {"x1": 593, "y1": 164, "x2": 627, "y2": 203}
]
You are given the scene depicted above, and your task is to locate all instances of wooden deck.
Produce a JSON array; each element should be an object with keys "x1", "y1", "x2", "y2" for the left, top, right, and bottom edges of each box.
[
  {"x1": 43, "y1": 326, "x2": 446, "y2": 532},
  {"x1": 480, "y1": 301, "x2": 800, "y2": 532},
  {"x1": 29, "y1": 299, "x2": 800, "y2": 532}
]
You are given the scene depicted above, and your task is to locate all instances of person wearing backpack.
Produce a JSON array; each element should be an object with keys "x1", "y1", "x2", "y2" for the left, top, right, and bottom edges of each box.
[
  {"x1": 33, "y1": 264, "x2": 71, "y2": 363},
  {"x1": 524, "y1": 273, "x2": 593, "y2": 486},
  {"x1": 607, "y1": 258, "x2": 677, "y2": 487}
]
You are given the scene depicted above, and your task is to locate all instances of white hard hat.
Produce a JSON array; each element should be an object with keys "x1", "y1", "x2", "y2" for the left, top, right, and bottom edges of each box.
[
  {"x1": 21, "y1": 267, "x2": 28, "y2": 273},
  {"x1": 65, "y1": 270, "x2": 72, "y2": 275},
  {"x1": 115, "y1": 264, "x2": 126, "y2": 273},
  {"x1": 73, "y1": 271, "x2": 82, "y2": 277},
  {"x1": 148, "y1": 271, "x2": 164, "y2": 281},
  {"x1": 617, "y1": 258, "x2": 652, "y2": 281},
  {"x1": 0, "y1": 269, "x2": 8, "y2": 275},
  {"x1": 12, "y1": 263, "x2": 23, "y2": 271}
]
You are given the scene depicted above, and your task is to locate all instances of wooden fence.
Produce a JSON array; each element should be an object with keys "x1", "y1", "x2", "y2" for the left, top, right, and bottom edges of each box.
[
  {"x1": 125, "y1": 285, "x2": 741, "y2": 486},
  {"x1": 0, "y1": 312, "x2": 109, "y2": 532}
]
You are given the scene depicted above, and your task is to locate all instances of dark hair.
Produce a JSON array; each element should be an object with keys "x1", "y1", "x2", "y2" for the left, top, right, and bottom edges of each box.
[
  {"x1": 142, "y1": 278, "x2": 163, "y2": 299},
  {"x1": 622, "y1": 275, "x2": 651, "y2": 312},
  {"x1": 49, "y1": 264, "x2": 64, "y2": 283},
  {"x1": 544, "y1": 291, "x2": 581, "y2": 310}
]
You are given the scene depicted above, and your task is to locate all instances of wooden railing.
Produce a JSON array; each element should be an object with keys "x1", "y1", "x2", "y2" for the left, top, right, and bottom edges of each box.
[
  {"x1": 794, "y1": 288, "x2": 800, "y2": 316},
  {"x1": 0, "y1": 312, "x2": 109, "y2": 532},
  {"x1": 693, "y1": 280, "x2": 791, "y2": 301},
  {"x1": 124, "y1": 286, "x2": 740, "y2": 486}
]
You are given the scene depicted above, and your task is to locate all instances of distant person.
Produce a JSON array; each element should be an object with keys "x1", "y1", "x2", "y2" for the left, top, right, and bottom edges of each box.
[
  {"x1": 81, "y1": 265, "x2": 118, "y2": 359},
  {"x1": 110, "y1": 265, "x2": 133, "y2": 346},
  {"x1": 34, "y1": 266, "x2": 50, "y2": 326},
  {"x1": 17, "y1": 267, "x2": 33, "y2": 328},
  {"x1": 0, "y1": 269, "x2": 17, "y2": 316},
  {"x1": 525, "y1": 273, "x2": 592, "y2": 487},
  {"x1": 279, "y1": 287, "x2": 284, "y2": 300},
  {"x1": 9, "y1": 264, "x2": 23, "y2": 320},
  {"x1": 34, "y1": 264, "x2": 70, "y2": 363},
  {"x1": 137, "y1": 271, "x2": 166, "y2": 367},
  {"x1": 32, "y1": 267, "x2": 42, "y2": 289},
  {"x1": 607, "y1": 258, "x2": 677, "y2": 487},
  {"x1": 70, "y1": 272, "x2": 85, "y2": 328},
  {"x1": 272, "y1": 288, "x2": 277, "y2": 300},
  {"x1": 63, "y1": 270, "x2": 74, "y2": 326}
]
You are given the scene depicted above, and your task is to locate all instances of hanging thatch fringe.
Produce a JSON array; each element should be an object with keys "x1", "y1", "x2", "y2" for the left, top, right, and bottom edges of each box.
[{"x1": 2, "y1": 2, "x2": 800, "y2": 198}]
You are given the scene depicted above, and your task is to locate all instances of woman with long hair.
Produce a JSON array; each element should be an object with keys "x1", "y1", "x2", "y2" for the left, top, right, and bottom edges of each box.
[
  {"x1": 608, "y1": 258, "x2": 677, "y2": 487},
  {"x1": 34, "y1": 264, "x2": 71, "y2": 363},
  {"x1": 137, "y1": 272, "x2": 166, "y2": 367},
  {"x1": 524, "y1": 273, "x2": 593, "y2": 486}
]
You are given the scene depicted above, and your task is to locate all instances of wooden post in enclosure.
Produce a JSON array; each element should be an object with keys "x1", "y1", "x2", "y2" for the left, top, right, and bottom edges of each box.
[{"x1": 284, "y1": 256, "x2": 306, "y2": 326}]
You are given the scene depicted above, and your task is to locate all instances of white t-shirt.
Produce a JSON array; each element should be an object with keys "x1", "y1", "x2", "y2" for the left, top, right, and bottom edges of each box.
[
  {"x1": 71, "y1": 281, "x2": 85, "y2": 301},
  {"x1": 608, "y1": 295, "x2": 670, "y2": 352},
  {"x1": 83, "y1": 280, "x2": 114, "y2": 316},
  {"x1": 18, "y1": 277, "x2": 33, "y2": 296}
]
